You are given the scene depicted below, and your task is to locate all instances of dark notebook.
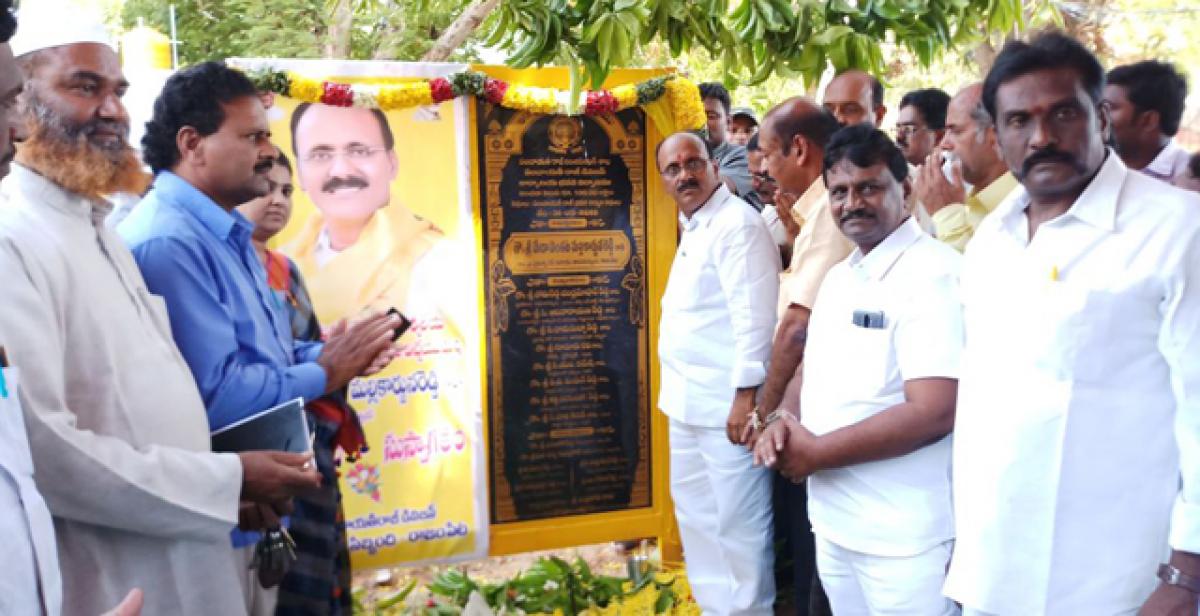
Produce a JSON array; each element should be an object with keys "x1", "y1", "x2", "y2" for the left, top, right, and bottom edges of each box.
[{"x1": 211, "y1": 397, "x2": 310, "y2": 453}]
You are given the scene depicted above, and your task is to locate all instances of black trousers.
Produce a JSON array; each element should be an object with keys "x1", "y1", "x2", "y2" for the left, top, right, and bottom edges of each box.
[{"x1": 773, "y1": 474, "x2": 831, "y2": 616}]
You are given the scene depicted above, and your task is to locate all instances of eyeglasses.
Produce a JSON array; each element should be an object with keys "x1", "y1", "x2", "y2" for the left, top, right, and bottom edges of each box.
[
  {"x1": 660, "y1": 157, "x2": 710, "y2": 178},
  {"x1": 303, "y1": 145, "x2": 387, "y2": 165},
  {"x1": 893, "y1": 124, "x2": 928, "y2": 138}
]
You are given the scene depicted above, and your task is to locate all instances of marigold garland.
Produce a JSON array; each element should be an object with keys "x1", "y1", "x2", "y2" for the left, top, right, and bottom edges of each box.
[{"x1": 245, "y1": 68, "x2": 704, "y2": 132}]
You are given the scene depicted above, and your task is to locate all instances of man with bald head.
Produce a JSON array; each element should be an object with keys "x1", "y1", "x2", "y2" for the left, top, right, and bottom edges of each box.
[
  {"x1": 746, "y1": 98, "x2": 848, "y2": 615},
  {"x1": 822, "y1": 70, "x2": 887, "y2": 128},
  {"x1": 656, "y1": 130, "x2": 780, "y2": 615},
  {"x1": 914, "y1": 83, "x2": 1018, "y2": 251}
]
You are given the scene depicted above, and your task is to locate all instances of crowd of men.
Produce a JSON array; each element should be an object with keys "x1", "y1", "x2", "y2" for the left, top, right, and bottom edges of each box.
[
  {"x1": 657, "y1": 31, "x2": 1200, "y2": 616},
  {"x1": 0, "y1": 0, "x2": 1198, "y2": 614}
]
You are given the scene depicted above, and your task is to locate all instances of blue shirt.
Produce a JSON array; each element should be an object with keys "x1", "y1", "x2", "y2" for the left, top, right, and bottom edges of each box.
[
  {"x1": 120, "y1": 173, "x2": 325, "y2": 547},
  {"x1": 120, "y1": 172, "x2": 326, "y2": 429}
]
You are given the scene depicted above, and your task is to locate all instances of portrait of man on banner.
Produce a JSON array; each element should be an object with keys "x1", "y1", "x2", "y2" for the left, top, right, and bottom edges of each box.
[{"x1": 284, "y1": 102, "x2": 462, "y2": 331}]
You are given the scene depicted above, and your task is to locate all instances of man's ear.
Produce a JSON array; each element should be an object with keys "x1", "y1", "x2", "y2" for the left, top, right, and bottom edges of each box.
[
  {"x1": 380, "y1": 149, "x2": 398, "y2": 182},
  {"x1": 176, "y1": 126, "x2": 203, "y2": 167},
  {"x1": 1137, "y1": 109, "x2": 1161, "y2": 136},
  {"x1": 875, "y1": 105, "x2": 888, "y2": 127},
  {"x1": 792, "y1": 134, "x2": 809, "y2": 168},
  {"x1": 1096, "y1": 102, "x2": 1112, "y2": 142}
]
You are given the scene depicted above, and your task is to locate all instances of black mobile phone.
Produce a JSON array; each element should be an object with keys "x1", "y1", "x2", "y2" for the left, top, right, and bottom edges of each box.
[{"x1": 387, "y1": 308, "x2": 413, "y2": 341}]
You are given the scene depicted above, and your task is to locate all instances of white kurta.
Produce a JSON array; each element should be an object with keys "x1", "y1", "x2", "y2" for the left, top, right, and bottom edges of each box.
[
  {"x1": 0, "y1": 164, "x2": 247, "y2": 616},
  {"x1": 0, "y1": 368, "x2": 61, "y2": 616},
  {"x1": 945, "y1": 154, "x2": 1200, "y2": 614}
]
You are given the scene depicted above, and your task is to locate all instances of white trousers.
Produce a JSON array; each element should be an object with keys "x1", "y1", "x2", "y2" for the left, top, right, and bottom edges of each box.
[
  {"x1": 816, "y1": 535, "x2": 959, "y2": 616},
  {"x1": 669, "y1": 419, "x2": 774, "y2": 616}
]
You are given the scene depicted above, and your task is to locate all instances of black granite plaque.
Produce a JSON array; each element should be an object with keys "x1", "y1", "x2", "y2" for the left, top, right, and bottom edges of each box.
[{"x1": 478, "y1": 102, "x2": 651, "y2": 523}]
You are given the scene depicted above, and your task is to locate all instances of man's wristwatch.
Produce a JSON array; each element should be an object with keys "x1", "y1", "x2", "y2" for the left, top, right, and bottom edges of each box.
[{"x1": 1158, "y1": 564, "x2": 1200, "y2": 593}]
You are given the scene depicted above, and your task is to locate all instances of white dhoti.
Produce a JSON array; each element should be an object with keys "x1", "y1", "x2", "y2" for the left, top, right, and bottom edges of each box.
[{"x1": 816, "y1": 535, "x2": 958, "y2": 616}]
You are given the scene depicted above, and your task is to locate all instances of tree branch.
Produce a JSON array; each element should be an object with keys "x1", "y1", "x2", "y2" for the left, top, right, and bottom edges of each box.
[{"x1": 420, "y1": 0, "x2": 500, "y2": 62}]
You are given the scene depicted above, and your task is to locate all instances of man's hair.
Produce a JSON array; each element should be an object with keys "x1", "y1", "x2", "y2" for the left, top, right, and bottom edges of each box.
[
  {"x1": 746, "y1": 132, "x2": 759, "y2": 152},
  {"x1": 823, "y1": 124, "x2": 908, "y2": 183},
  {"x1": 834, "y1": 70, "x2": 884, "y2": 108},
  {"x1": 771, "y1": 106, "x2": 841, "y2": 156},
  {"x1": 1107, "y1": 60, "x2": 1188, "y2": 137},
  {"x1": 290, "y1": 102, "x2": 394, "y2": 156},
  {"x1": 970, "y1": 100, "x2": 994, "y2": 130},
  {"x1": 274, "y1": 151, "x2": 292, "y2": 174},
  {"x1": 141, "y1": 61, "x2": 260, "y2": 173},
  {"x1": 698, "y1": 82, "x2": 732, "y2": 114},
  {"x1": 1188, "y1": 151, "x2": 1200, "y2": 181},
  {"x1": 654, "y1": 130, "x2": 714, "y2": 169},
  {"x1": 0, "y1": 0, "x2": 16, "y2": 44},
  {"x1": 899, "y1": 88, "x2": 951, "y2": 129},
  {"x1": 983, "y1": 31, "x2": 1105, "y2": 121}
]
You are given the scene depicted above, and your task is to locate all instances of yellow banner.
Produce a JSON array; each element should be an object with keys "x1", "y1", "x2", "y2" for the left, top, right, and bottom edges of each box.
[{"x1": 252, "y1": 59, "x2": 487, "y2": 568}]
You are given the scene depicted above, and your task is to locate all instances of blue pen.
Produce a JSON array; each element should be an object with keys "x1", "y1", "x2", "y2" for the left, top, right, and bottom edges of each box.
[{"x1": 0, "y1": 368, "x2": 8, "y2": 399}]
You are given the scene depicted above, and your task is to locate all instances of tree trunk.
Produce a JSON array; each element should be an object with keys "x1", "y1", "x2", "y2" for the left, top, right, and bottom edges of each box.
[
  {"x1": 420, "y1": 0, "x2": 501, "y2": 62},
  {"x1": 326, "y1": 0, "x2": 353, "y2": 58},
  {"x1": 970, "y1": 39, "x2": 997, "y2": 76}
]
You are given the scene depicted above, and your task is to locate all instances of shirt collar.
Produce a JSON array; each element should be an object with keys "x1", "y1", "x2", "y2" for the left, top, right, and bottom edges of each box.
[
  {"x1": 848, "y1": 216, "x2": 924, "y2": 281},
  {"x1": 678, "y1": 184, "x2": 731, "y2": 231},
  {"x1": 1143, "y1": 139, "x2": 1186, "y2": 180},
  {"x1": 795, "y1": 177, "x2": 828, "y2": 220},
  {"x1": 968, "y1": 171, "x2": 1018, "y2": 214},
  {"x1": 152, "y1": 171, "x2": 254, "y2": 241},
  {"x1": 996, "y1": 151, "x2": 1125, "y2": 236}
]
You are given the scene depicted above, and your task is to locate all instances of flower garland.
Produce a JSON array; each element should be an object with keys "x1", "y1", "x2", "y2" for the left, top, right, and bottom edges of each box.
[{"x1": 245, "y1": 68, "x2": 705, "y2": 132}]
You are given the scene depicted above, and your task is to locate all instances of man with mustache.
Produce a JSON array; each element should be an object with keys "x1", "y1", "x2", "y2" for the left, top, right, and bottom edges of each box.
[
  {"x1": 284, "y1": 103, "x2": 458, "y2": 332},
  {"x1": 755, "y1": 123, "x2": 962, "y2": 616},
  {"x1": 914, "y1": 83, "x2": 1018, "y2": 252},
  {"x1": 656, "y1": 131, "x2": 780, "y2": 615},
  {"x1": 0, "y1": 5, "x2": 325, "y2": 615},
  {"x1": 944, "y1": 32, "x2": 1200, "y2": 615},
  {"x1": 119, "y1": 62, "x2": 401, "y2": 615}
]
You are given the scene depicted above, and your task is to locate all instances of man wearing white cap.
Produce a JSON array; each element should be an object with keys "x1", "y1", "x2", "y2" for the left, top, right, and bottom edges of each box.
[{"x1": 0, "y1": 2, "x2": 322, "y2": 615}]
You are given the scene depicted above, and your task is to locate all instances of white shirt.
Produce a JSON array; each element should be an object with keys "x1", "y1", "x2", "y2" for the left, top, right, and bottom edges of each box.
[
  {"x1": 801, "y1": 217, "x2": 962, "y2": 557},
  {"x1": 1142, "y1": 138, "x2": 1191, "y2": 182},
  {"x1": 760, "y1": 204, "x2": 791, "y2": 247},
  {"x1": 945, "y1": 153, "x2": 1200, "y2": 614},
  {"x1": 658, "y1": 185, "x2": 780, "y2": 427},
  {"x1": 0, "y1": 368, "x2": 61, "y2": 616},
  {"x1": 0, "y1": 165, "x2": 245, "y2": 616}
]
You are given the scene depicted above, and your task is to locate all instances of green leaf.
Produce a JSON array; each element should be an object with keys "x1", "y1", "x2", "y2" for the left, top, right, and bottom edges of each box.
[{"x1": 810, "y1": 24, "x2": 853, "y2": 45}]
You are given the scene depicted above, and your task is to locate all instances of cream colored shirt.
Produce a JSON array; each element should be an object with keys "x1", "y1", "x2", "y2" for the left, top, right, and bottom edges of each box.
[
  {"x1": 0, "y1": 164, "x2": 245, "y2": 616},
  {"x1": 930, "y1": 171, "x2": 1018, "y2": 253},
  {"x1": 945, "y1": 154, "x2": 1200, "y2": 613},
  {"x1": 778, "y1": 178, "x2": 854, "y2": 315}
]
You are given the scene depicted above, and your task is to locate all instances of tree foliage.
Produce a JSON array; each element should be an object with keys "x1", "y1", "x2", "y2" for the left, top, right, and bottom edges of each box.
[
  {"x1": 120, "y1": 0, "x2": 479, "y2": 65},
  {"x1": 481, "y1": 0, "x2": 1027, "y2": 90}
]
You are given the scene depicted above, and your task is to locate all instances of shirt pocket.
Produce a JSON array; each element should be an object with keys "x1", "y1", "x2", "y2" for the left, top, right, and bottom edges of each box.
[{"x1": 834, "y1": 322, "x2": 896, "y2": 395}]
